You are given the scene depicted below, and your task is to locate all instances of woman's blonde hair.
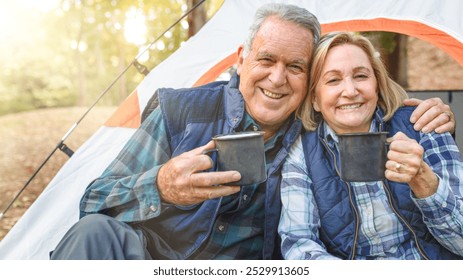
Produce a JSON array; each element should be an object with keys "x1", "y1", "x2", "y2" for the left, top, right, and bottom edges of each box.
[{"x1": 297, "y1": 31, "x2": 408, "y2": 131}]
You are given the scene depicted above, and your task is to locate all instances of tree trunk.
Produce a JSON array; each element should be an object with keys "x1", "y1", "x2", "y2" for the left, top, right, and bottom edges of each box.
[
  {"x1": 386, "y1": 34, "x2": 408, "y2": 88},
  {"x1": 187, "y1": 0, "x2": 207, "y2": 38},
  {"x1": 117, "y1": 33, "x2": 128, "y2": 104},
  {"x1": 75, "y1": 16, "x2": 86, "y2": 106}
]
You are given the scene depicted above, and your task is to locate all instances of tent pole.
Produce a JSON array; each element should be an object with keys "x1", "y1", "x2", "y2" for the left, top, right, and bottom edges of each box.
[
  {"x1": 0, "y1": 142, "x2": 61, "y2": 219},
  {"x1": 0, "y1": 0, "x2": 206, "y2": 220}
]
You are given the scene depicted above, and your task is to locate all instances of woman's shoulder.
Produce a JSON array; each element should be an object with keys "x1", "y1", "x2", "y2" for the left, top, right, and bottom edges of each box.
[
  {"x1": 394, "y1": 105, "x2": 417, "y2": 117},
  {"x1": 388, "y1": 106, "x2": 420, "y2": 139}
]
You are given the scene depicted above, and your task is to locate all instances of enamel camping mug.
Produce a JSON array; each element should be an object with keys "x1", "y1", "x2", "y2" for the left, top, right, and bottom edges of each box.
[
  {"x1": 338, "y1": 132, "x2": 389, "y2": 182},
  {"x1": 204, "y1": 131, "x2": 266, "y2": 186}
]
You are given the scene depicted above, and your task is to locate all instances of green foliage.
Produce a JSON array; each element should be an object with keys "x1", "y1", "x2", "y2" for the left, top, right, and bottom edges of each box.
[
  {"x1": 362, "y1": 31, "x2": 397, "y2": 54},
  {"x1": 0, "y1": 0, "x2": 224, "y2": 116}
]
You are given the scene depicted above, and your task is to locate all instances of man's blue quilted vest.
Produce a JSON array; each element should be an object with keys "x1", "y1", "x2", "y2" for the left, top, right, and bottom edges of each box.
[{"x1": 142, "y1": 74, "x2": 301, "y2": 259}]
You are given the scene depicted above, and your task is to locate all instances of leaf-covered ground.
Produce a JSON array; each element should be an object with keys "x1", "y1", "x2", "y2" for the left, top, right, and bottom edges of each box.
[{"x1": 0, "y1": 106, "x2": 116, "y2": 241}]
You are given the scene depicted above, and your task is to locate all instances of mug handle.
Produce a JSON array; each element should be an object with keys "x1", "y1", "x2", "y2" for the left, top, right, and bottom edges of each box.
[
  {"x1": 202, "y1": 148, "x2": 218, "y2": 171},
  {"x1": 202, "y1": 148, "x2": 218, "y2": 155}
]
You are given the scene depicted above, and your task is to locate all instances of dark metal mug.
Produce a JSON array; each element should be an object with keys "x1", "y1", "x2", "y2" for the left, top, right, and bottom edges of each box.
[
  {"x1": 204, "y1": 131, "x2": 266, "y2": 186},
  {"x1": 338, "y1": 132, "x2": 389, "y2": 182}
]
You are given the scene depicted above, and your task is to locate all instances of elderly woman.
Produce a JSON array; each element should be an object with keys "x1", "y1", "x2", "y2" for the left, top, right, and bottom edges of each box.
[{"x1": 278, "y1": 31, "x2": 463, "y2": 260}]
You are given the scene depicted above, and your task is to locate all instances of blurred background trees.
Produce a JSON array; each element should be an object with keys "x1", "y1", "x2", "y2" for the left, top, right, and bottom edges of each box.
[{"x1": 0, "y1": 0, "x2": 222, "y2": 115}]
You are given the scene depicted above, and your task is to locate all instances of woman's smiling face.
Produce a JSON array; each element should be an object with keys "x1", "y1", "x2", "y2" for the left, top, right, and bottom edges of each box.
[{"x1": 313, "y1": 44, "x2": 378, "y2": 134}]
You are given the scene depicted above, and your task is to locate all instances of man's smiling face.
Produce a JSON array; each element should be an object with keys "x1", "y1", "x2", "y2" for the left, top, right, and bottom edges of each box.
[{"x1": 237, "y1": 16, "x2": 313, "y2": 135}]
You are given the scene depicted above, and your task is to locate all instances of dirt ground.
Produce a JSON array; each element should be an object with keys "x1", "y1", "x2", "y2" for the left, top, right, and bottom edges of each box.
[
  {"x1": 0, "y1": 37, "x2": 463, "y2": 243},
  {"x1": 0, "y1": 106, "x2": 116, "y2": 241}
]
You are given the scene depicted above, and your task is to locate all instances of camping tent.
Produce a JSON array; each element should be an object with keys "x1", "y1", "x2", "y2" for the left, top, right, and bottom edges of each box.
[{"x1": 1, "y1": 0, "x2": 462, "y2": 259}]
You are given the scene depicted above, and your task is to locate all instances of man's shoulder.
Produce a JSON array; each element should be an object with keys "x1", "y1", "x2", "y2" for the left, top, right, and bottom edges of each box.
[
  {"x1": 159, "y1": 84, "x2": 226, "y2": 109},
  {"x1": 158, "y1": 80, "x2": 229, "y2": 97},
  {"x1": 158, "y1": 81, "x2": 230, "y2": 125}
]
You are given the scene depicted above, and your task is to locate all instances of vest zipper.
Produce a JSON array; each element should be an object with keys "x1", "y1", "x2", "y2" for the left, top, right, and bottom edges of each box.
[
  {"x1": 322, "y1": 138, "x2": 360, "y2": 260},
  {"x1": 185, "y1": 197, "x2": 223, "y2": 259},
  {"x1": 381, "y1": 112, "x2": 428, "y2": 259},
  {"x1": 381, "y1": 181, "x2": 430, "y2": 259}
]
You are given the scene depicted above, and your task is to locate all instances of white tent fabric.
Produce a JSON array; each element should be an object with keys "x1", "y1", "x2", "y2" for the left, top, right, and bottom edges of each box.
[{"x1": 1, "y1": 0, "x2": 462, "y2": 259}]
